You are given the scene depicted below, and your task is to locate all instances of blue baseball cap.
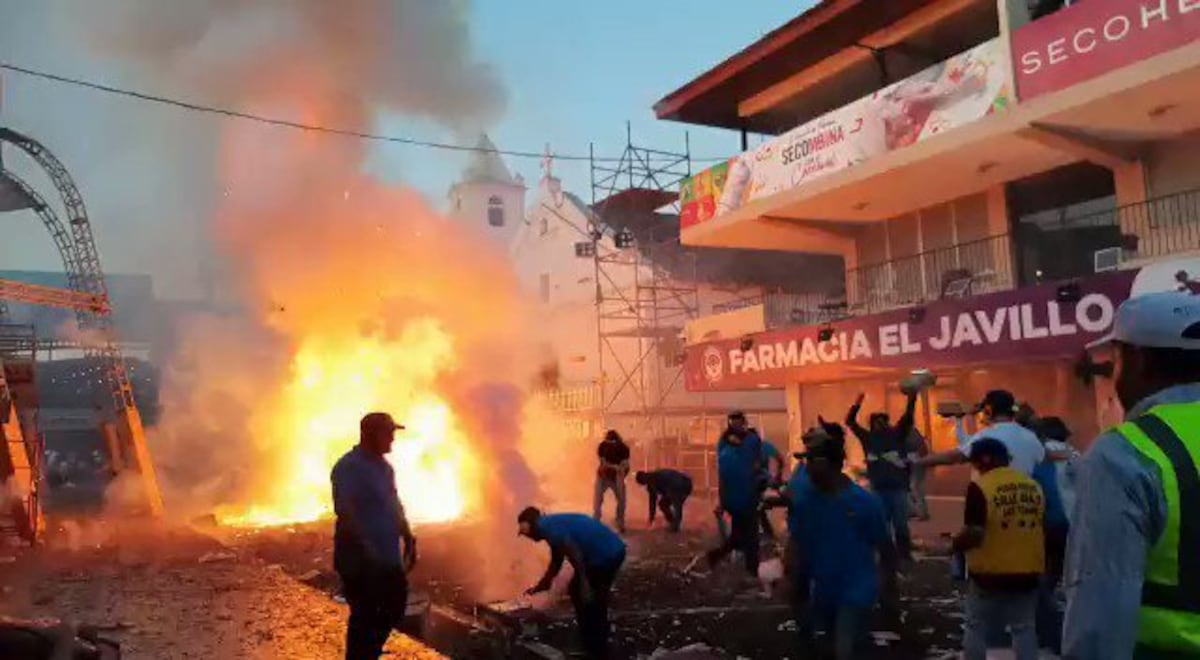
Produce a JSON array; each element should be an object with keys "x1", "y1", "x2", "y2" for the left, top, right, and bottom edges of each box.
[{"x1": 1087, "y1": 291, "x2": 1200, "y2": 350}]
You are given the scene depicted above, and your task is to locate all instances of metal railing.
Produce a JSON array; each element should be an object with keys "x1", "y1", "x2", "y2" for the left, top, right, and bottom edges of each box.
[
  {"x1": 1035, "y1": 187, "x2": 1200, "y2": 261},
  {"x1": 846, "y1": 234, "x2": 1015, "y2": 315},
  {"x1": 708, "y1": 292, "x2": 830, "y2": 327},
  {"x1": 537, "y1": 383, "x2": 602, "y2": 412}
]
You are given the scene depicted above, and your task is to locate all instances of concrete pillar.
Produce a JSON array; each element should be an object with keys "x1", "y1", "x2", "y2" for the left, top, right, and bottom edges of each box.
[
  {"x1": 1113, "y1": 161, "x2": 1148, "y2": 206},
  {"x1": 986, "y1": 185, "x2": 1017, "y2": 289},
  {"x1": 997, "y1": 0, "x2": 1031, "y2": 101},
  {"x1": 785, "y1": 381, "x2": 803, "y2": 458}
]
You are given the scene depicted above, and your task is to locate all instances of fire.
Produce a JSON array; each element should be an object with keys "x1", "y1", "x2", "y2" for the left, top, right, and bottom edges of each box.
[{"x1": 216, "y1": 320, "x2": 482, "y2": 527}]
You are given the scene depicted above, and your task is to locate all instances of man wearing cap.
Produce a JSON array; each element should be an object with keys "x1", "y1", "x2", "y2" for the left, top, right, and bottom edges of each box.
[
  {"x1": 519, "y1": 507, "x2": 627, "y2": 659},
  {"x1": 953, "y1": 438, "x2": 1044, "y2": 660},
  {"x1": 331, "y1": 412, "x2": 418, "y2": 660},
  {"x1": 918, "y1": 390, "x2": 1045, "y2": 477},
  {"x1": 707, "y1": 411, "x2": 765, "y2": 576},
  {"x1": 787, "y1": 420, "x2": 897, "y2": 659},
  {"x1": 1063, "y1": 291, "x2": 1200, "y2": 658}
]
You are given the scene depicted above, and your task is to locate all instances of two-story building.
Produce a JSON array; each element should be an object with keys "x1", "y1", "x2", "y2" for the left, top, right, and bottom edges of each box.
[{"x1": 659, "y1": 0, "x2": 1200, "y2": 490}]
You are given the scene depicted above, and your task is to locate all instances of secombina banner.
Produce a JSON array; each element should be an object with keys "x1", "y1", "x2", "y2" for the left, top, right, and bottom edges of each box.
[
  {"x1": 684, "y1": 259, "x2": 1200, "y2": 391},
  {"x1": 680, "y1": 37, "x2": 1012, "y2": 230}
]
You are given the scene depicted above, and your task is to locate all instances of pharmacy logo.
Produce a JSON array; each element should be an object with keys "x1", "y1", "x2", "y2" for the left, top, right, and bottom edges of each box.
[{"x1": 703, "y1": 346, "x2": 725, "y2": 384}]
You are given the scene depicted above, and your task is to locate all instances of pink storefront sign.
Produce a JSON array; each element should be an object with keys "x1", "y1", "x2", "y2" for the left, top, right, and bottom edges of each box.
[{"x1": 1012, "y1": 0, "x2": 1200, "y2": 100}]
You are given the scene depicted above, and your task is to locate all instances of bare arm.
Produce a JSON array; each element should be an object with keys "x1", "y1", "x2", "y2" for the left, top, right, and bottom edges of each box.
[
  {"x1": 845, "y1": 394, "x2": 869, "y2": 441},
  {"x1": 896, "y1": 392, "x2": 918, "y2": 435},
  {"x1": 918, "y1": 448, "x2": 969, "y2": 468},
  {"x1": 529, "y1": 545, "x2": 566, "y2": 594}
]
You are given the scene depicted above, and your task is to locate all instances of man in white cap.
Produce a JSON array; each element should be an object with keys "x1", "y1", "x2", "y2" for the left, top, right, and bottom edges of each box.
[{"x1": 1063, "y1": 291, "x2": 1200, "y2": 658}]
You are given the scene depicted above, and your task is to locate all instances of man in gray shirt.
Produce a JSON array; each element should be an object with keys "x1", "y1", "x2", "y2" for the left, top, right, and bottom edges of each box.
[
  {"x1": 1063, "y1": 291, "x2": 1200, "y2": 658},
  {"x1": 331, "y1": 412, "x2": 418, "y2": 660}
]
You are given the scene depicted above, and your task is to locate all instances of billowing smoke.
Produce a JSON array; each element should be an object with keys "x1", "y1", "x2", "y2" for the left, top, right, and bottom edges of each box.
[{"x1": 6, "y1": 0, "x2": 592, "y2": 568}]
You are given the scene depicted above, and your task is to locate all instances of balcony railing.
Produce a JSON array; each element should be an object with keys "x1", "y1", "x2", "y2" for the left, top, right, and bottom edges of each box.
[
  {"x1": 709, "y1": 293, "x2": 830, "y2": 328},
  {"x1": 1028, "y1": 187, "x2": 1200, "y2": 264},
  {"x1": 846, "y1": 234, "x2": 1015, "y2": 315},
  {"x1": 537, "y1": 383, "x2": 602, "y2": 413}
]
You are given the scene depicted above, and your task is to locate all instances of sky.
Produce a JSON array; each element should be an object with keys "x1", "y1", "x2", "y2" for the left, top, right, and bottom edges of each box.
[{"x1": 0, "y1": 0, "x2": 808, "y2": 297}]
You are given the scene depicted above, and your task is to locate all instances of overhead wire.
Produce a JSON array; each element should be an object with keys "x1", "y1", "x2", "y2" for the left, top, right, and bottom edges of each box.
[{"x1": 0, "y1": 61, "x2": 731, "y2": 165}]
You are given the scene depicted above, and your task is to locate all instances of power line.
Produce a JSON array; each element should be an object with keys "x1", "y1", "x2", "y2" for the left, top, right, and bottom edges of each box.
[{"x1": 0, "y1": 61, "x2": 729, "y2": 165}]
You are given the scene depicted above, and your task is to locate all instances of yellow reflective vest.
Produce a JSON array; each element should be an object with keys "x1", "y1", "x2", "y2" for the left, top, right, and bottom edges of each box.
[
  {"x1": 967, "y1": 466, "x2": 1045, "y2": 576},
  {"x1": 1114, "y1": 402, "x2": 1200, "y2": 655}
]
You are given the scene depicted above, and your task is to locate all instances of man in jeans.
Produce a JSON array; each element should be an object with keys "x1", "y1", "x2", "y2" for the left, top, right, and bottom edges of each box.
[
  {"x1": 706, "y1": 414, "x2": 764, "y2": 577},
  {"x1": 331, "y1": 412, "x2": 418, "y2": 660},
  {"x1": 520, "y1": 507, "x2": 626, "y2": 659},
  {"x1": 953, "y1": 437, "x2": 1044, "y2": 660},
  {"x1": 845, "y1": 390, "x2": 918, "y2": 559},
  {"x1": 593, "y1": 430, "x2": 630, "y2": 532},
  {"x1": 788, "y1": 422, "x2": 897, "y2": 659}
]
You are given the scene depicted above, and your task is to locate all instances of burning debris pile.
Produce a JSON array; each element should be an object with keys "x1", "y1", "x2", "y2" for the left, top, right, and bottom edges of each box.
[{"x1": 47, "y1": 0, "x2": 587, "y2": 538}]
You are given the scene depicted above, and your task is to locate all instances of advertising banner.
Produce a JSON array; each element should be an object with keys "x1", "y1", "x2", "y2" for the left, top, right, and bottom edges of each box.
[
  {"x1": 680, "y1": 37, "x2": 1012, "y2": 230},
  {"x1": 683, "y1": 257, "x2": 1200, "y2": 391},
  {"x1": 1012, "y1": 0, "x2": 1200, "y2": 101}
]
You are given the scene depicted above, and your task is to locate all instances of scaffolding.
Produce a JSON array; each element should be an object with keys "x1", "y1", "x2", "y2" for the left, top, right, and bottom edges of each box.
[{"x1": 587, "y1": 125, "x2": 702, "y2": 453}]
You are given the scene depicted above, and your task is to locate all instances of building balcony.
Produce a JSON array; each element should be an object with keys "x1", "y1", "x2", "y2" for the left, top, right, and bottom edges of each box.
[
  {"x1": 679, "y1": 2, "x2": 1200, "y2": 253},
  {"x1": 683, "y1": 187, "x2": 1200, "y2": 345}
]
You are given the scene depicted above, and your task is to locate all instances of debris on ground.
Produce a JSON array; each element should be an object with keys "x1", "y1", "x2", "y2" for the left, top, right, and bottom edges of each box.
[{"x1": 197, "y1": 550, "x2": 237, "y2": 564}]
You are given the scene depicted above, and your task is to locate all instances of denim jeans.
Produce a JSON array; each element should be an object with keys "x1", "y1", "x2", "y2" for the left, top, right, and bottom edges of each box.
[
  {"x1": 875, "y1": 488, "x2": 911, "y2": 558},
  {"x1": 908, "y1": 464, "x2": 930, "y2": 519},
  {"x1": 592, "y1": 477, "x2": 626, "y2": 530},
  {"x1": 794, "y1": 599, "x2": 870, "y2": 660},
  {"x1": 963, "y1": 583, "x2": 1038, "y2": 660}
]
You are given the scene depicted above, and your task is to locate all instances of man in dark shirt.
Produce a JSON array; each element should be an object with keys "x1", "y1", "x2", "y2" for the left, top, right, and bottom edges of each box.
[
  {"x1": 635, "y1": 468, "x2": 693, "y2": 532},
  {"x1": 845, "y1": 391, "x2": 918, "y2": 559},
  {"x1": 331, "y1": 412, "x2": 418, "y2": 660},
  {"x1": 521, "y1": 507, "x2": 627, "y2": 659},
  {"x1": 593, "y1": 430, "x2": 630, "y2": 533}
]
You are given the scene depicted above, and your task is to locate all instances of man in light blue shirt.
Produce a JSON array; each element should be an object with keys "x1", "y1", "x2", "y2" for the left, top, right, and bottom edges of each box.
[{"x1": 1063, "y1": 292, "x2": 1200, "y2": 658}]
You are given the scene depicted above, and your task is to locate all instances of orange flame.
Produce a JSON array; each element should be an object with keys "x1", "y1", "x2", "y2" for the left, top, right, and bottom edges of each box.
[{"x1": 215, "y1": 320, "x2": 483, "y2": 527}]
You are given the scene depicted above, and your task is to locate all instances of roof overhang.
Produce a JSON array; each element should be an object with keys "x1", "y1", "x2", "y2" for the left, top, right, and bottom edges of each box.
[
  {"x1": 683, "y1": 40, "x2": 1200, "y2": 251},
  {"x1": 654, "y1": 0, "x2": 940, "y2": 131}
]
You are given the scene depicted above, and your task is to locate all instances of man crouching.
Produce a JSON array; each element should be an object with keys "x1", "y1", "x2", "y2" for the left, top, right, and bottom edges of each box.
[{"x1": 519, "y1": 506, "x2": 626, "y2": 659}]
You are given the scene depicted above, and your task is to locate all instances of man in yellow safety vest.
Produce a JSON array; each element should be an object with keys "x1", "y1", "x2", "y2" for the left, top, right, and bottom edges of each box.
[{"x1": 1064, "y1": 291, "x2": 1200, "y2": 658}]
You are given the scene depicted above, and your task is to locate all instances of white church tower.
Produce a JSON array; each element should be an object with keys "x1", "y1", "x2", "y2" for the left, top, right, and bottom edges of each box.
[{"x1": 448, "y1": 134, "x2": 525, "y2": 247}]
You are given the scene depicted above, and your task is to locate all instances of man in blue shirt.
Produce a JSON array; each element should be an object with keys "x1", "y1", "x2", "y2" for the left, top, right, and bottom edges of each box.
[
  {"x1": 520, "y1": 507, "x2": 626, "y2": 659},
  {"x1": 789, "y1": 422, "x2": 898, "y2": 659},
  {"x1": 706, "y1": 411, "x2": 764, "y2": 577},
  {"x1": 331, "y1": 412, "x2": 418, "y2": 660}
]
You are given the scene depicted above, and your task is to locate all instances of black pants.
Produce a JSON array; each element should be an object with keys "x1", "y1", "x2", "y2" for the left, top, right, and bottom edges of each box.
[
  {"x1": 707, "y1": 510, "x2": 760, "y2": 576},
  {"x1": 658, "y1": 492, "x2": 689, "y2": 532},
  {"x1": 568, "y1": 556, "x2": 624, "y2": 659},
  {"x1": 340, "y1": 566, "x2": 408, "y2": 660}
]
